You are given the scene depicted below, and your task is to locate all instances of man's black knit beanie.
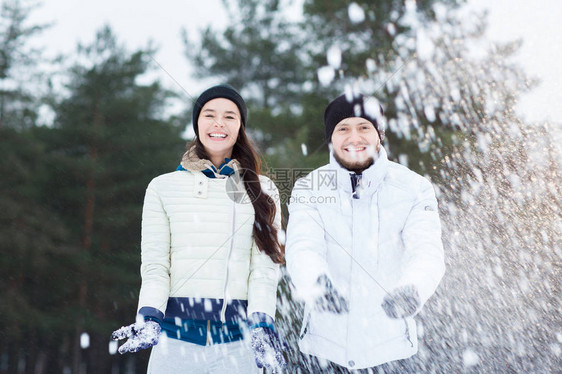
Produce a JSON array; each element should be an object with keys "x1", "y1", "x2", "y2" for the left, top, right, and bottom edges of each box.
[{"x1": 192, "y1": 84, "x2": 247, "y2": 136}]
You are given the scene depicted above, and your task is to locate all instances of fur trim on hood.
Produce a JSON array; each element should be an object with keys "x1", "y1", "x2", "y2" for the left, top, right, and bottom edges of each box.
[{"x1": 180, "y1": 145, "x2": 241, "y2": 176}]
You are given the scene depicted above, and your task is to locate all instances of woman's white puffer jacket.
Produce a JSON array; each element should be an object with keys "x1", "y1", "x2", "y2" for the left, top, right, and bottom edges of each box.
[{"x1": 137, "y1": 164, "x2": 280, "y2": 322}]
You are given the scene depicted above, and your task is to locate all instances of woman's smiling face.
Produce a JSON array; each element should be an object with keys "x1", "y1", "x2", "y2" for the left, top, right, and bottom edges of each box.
[{"x1": 197, "y1": 98, "x2": 242, "y2": 163}]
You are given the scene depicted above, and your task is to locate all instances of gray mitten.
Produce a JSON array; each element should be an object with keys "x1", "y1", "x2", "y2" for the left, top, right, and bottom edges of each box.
[
  {"x1": 381, "y1": 285, "x2": 420, "y2": 318},
  {"x1": 314, "y1": 274, "x2": 349, "y2": 314}
]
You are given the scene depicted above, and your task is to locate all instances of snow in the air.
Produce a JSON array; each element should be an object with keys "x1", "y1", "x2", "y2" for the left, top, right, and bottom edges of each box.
[
  {"x1": 327, "y1": 45, "x2": 342, "y2": 70},
  {"x1": 301, "y1": 143, "x2": 308, "y2": 156},
  {"x1": 80, "y1": 332, "x2": 90, "y2": 349},
  {"x1": 348, "y1": 3, "x2": 366, "y2": 24},
  {"x1": 317, "y1": 66, "x2": 335, "y2": 86}
]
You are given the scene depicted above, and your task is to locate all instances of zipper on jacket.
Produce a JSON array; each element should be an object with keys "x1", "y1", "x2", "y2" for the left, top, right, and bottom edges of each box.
[
  {"x1": 220, "y1": 193, "x2": 237, "y2": 323},
  {"x1": 299, "y1": 312, "x2": 311, "y2": 340},
  {"x1": 344, "y1": 197, "x2": 355, "y2": 364},
  {"x1": 404, "y1": 318, "x2": 414, "y2": 347}
]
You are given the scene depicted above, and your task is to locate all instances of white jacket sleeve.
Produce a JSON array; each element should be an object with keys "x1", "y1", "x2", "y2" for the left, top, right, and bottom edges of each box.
[
  {"x1": 137, "y1": 182, "x2": 171, "y2": 315},
  {"x1": 285, "y1": 183, "x2": 330, "y2": 303},
  {"x1": 398, "y1": 177, "x2": 445, "y2": 305},
  {"x1": 247, "y1": 178, "x2": 281, "y2": 318}
]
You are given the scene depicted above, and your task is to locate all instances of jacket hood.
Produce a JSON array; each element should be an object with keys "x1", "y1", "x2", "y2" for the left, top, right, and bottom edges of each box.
[{"x1": 180, "y1": 145, "x2": 241, "y2": 177}]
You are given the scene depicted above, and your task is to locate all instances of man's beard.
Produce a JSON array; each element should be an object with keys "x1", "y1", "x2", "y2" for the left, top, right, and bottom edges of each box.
[{"x1": 333, "y1": 152, "x2": 374, "y2": 174}]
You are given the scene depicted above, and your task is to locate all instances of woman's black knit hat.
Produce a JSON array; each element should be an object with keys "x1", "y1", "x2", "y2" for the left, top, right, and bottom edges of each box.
[
  {"x1": 324, "y1": 93, "x2": 383, "y2": 143},
  {"x1": 192, "y1": 84, "x2": 247, "y2": 136}
]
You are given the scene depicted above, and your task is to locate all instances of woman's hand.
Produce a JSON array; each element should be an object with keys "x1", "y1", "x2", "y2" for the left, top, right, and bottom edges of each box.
[
  {"x1": 111, "y1": 319, "x2": 161, "y2": 354},
  {"x1": 250, "y1": 326, "x2": 288, "y2": 372}
]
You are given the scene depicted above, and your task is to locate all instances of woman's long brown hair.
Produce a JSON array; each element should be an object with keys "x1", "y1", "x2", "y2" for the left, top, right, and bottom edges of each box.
[{"x1": 190, "y1": 129, "x2": 284, "y2": 264}]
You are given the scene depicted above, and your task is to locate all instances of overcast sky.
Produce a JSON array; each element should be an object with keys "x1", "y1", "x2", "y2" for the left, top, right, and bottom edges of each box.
[{"x1": 28, "y1": 0, "x2": 562, "y2": 125}]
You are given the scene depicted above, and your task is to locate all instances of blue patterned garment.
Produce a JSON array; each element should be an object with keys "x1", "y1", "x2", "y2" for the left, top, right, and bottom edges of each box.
[{"x1": 177, "y1": 158, "x2": 235, "y2": 178}]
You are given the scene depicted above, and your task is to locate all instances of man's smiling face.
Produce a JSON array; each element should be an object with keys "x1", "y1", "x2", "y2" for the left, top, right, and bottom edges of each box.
[{"x1": 330, "y1": 117, "x2": 380, "y2": 173}]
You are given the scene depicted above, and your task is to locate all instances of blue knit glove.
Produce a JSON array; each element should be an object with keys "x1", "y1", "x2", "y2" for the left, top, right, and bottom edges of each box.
[
  {"x1": 249, "y1": 313, "x2": 288, "y2": 372},
  {"x1": 111, "y1": 319, "x2": 161, "y2": 354}
]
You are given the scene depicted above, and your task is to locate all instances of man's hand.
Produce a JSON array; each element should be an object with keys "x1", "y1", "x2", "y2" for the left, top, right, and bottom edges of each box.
[
  {"x1": 314, "y1": 274, "x2": 349, "y2": 314},
  {"x1": 381, "y1": 285, "x2": 420, "y2": 319},
  {"x1": 111, "y1": 320, "x2": 161, "y2": 354}
]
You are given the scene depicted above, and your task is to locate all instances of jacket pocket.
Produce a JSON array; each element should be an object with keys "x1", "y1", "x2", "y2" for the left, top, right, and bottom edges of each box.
[
  {"x1": 299, "y1": 312, "x2": 311, "y2": 340},
  {"x1": 360, "y1": 310, "x2": 411, "y2": 347},
  {"x1": 306, "y1": 310, "x2": 347, "y2": 346}
]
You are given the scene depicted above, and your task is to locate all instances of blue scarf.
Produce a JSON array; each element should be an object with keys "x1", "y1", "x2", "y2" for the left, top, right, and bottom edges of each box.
[{"x1": 177, "y1": 158, "x2": 235, "y2": 178}]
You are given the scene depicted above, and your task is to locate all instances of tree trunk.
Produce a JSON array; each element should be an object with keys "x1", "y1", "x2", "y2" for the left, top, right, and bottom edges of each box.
[
  {"x1": 72, "y1": 101, "x2": 102, "y2": 374},
  {"x1": 0, "y1": 88, "x2": 4, "y2": 129},
  {"x1": 6, "y1": 339, "x2": 17, "y2": 374},
  {"x1": 24, "y1": 330, "x2": 36, "y2": 374},
  {"x1": 71, "y1": 283, "x2": 88, "y2": 374},
  {"x1": 33, "y1": 350, "x2": 47, "y2": 374}
]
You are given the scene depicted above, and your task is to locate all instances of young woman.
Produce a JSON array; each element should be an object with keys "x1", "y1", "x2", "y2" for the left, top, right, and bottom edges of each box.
[{"x1": 112, "y1": 84, "x2": 286, "y2": 373}]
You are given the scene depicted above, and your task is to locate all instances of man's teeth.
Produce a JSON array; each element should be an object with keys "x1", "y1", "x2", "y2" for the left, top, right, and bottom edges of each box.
[
  {"x1": 346, "y1": 146, "x2": 365, "y2": 151},
  {"x1": 209, "y1": 133, "x2": 227, "y2": 138}
]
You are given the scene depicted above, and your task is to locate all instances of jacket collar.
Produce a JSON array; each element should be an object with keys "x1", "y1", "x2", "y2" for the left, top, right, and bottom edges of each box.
[
  {"x1": 329, "y1": 146, "x2": 389, "y2": 196},
  {"x1": 179, "y1": 145, "x2": 240, "y2": 179}
]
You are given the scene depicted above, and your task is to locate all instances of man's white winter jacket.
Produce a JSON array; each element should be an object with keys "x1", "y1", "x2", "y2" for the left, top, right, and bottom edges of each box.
[
  {"x1": 285, "y1": 148, "x2": 445, "y2": 370},
  {"x1": 137, "y1": 162, "x2": 280, "y2": 325}
]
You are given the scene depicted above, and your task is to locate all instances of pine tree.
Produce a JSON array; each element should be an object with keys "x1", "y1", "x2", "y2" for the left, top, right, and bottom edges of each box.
[
  {"x1": 0, "y1": 126, "x2": 74, "y2": 373},
  {"x1": 0, "y1": 1, "x2": 64, "y2": 371},
  {"x1": 35, "y1": 26, "x2": 185, "y2": 372},
  {"x1": 0, "y1": 0, "x2": 49, "y2": 130}
]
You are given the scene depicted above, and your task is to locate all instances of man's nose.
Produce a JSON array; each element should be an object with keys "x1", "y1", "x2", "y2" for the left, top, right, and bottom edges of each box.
[{"x1": 348, "y1": 128, "x2": 362, "y2": 142}]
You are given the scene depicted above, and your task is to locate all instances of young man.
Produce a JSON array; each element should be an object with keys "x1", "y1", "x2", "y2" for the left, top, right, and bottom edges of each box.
[{"x1": 285, "y1": 93, "x2": 445, "y2": 372}]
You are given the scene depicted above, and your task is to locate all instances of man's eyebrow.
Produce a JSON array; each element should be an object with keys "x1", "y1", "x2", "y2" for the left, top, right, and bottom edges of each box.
[{"x1": 336, "y1": 121, "x2": 372, "y2": 127}]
